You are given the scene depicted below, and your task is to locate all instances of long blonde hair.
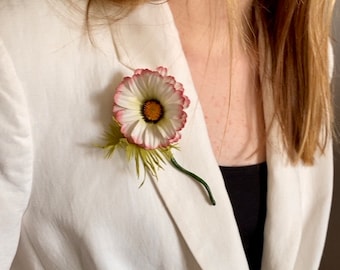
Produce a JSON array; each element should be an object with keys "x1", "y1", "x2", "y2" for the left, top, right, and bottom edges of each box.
[
  {"x1": 85, "y1": 0, "x2": 335, "y2": 165},
  {"x1": 254, "y1": 0, "x2": 335, "y2": 164}
]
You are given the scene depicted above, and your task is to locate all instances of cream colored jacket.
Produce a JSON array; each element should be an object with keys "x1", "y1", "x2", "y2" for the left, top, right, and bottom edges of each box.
[{"x1": 0, "y1": 1, "x2": 333, "y2": 269}]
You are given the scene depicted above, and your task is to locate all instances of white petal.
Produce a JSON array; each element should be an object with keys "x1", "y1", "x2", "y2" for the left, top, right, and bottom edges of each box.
[
  {"x1": 160, "y1": 90, "x2": 183, "y2": 106},
  {"x1": 164, "y1": 104, "x2": 183, "y2": 119},
  {"x1": 128, "y1": 119, "x2": 148, "y2": 145},
  {"x1": 115, "y1": 94, "x2": 140, "y2": 110},
  {"x1": 156, "y1": 119, "x2": 177, "y2": 138},
  {"x1": 142, "y1": 125, "x2": 158, "y2": 149},
  {"x1": 121, "y1": 119, "x2": 139, "y2": 137},
  {"x1": 125, "y1": 80, "x2": 145, "y2": 100},
  {"x1": 118, "y1": 109, "x2": 142, "y2": 123},
  {"x1": 143, "y1": 124, "x2": 168, "y2": 149},
  {"x1": 156, "y1": 66, "x2": 168, "y2": 76}
]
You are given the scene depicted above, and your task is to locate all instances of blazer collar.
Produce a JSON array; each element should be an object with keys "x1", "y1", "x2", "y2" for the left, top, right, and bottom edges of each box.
[{"x1": 109, "y1": 3, "x2": 249, "y2": 269}]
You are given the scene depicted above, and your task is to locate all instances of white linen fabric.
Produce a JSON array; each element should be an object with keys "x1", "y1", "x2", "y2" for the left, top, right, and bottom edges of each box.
[{"x1": 0, "y1": 1, "x2": 333, "y2": 269}]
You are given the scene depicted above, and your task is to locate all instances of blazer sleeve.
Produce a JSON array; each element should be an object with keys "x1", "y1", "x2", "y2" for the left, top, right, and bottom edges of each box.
[{"x1": 0, "y1": 39, "x2": 33, "y2": 269}]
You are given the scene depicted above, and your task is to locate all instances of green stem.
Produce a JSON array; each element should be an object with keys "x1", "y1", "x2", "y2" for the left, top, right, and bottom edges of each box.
[{"x1": 170, "y1": 157, "x2": 216, "y2": 206}]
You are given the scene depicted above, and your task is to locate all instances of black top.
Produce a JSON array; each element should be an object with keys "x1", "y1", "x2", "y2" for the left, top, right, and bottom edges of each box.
[{"x1": 219, "y1": 162, "x2": 267, "y2": 270}]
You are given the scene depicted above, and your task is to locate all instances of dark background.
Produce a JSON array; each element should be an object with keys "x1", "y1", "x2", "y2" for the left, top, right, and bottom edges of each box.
[{"x1": 320, "y1": 1, "x2": 340, "y2": 269}]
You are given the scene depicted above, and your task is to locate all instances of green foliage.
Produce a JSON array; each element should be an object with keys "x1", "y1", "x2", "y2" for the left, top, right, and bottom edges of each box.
[
  {"x1": 98, "y1": 118, "x2": 215, "y2": 205},
  {"x1": 99, "y1": 118, "x2": 177, "y2": 178}
]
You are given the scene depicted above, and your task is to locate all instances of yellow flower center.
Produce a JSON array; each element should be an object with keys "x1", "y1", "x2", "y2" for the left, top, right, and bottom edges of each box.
[{"x1": 142, "y1": 99, "x2": 164, "y2": 123}]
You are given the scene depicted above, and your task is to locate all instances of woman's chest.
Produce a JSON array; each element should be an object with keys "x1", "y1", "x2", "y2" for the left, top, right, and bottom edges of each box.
[{"x1": 186, "y1": 49, "x2": 266, "y2": 166}]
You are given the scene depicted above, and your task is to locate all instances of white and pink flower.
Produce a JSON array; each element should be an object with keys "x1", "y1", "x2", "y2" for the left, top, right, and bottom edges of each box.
[
  {"x1": 113, "y1": 67, "x2": 190, "y2": 149},
  {"x1": 99, "y1": 67, "x2": 215, "y2": 205}
]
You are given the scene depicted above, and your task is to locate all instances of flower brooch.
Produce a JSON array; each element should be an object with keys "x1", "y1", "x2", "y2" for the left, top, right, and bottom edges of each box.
[{"x1": 99, "y1": 67, "x2": 215, "y2": 205}]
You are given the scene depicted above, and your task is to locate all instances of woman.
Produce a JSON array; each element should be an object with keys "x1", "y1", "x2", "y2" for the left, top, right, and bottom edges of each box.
[{"x1": 0, "y1": 0, "x2": 334, "y2": 269}]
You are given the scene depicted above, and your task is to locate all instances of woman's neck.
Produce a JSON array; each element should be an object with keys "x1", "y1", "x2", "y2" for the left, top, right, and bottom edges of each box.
[
  {"x1": 168, "y1": 0, "x2": 228, "y2": 34},
  {"x1": 168, "y1": 0, "x2": 253, "y2": 25},
  {"x1": 168, "y1": 0, "x2": 253, "y2": 52}
]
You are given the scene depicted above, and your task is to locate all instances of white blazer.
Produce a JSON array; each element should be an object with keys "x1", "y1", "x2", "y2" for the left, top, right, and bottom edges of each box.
[{"x1": 0, "y1": 1, "x2": 333, "y2": 269}]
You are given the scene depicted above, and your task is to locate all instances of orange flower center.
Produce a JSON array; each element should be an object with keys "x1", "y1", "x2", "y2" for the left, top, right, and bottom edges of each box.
[{"x1": 142, "y1": 99, "x2": 164, "y2": 123}]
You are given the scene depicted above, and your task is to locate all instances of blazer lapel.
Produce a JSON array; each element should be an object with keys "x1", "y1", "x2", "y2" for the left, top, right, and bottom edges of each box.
[
  {"x1": 109, "y1": 3, "x2": 249, "y2": 269},
  {"x1": 259, "y1": 41, "x2": 303, "y2": 268},
  {"x1": 261, "y1": 124, "x2": 303, "y2": 270}
]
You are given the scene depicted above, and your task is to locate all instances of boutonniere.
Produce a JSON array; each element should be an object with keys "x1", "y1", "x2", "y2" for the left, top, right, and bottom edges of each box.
[{"x1": 99, "y1": 67, "x2": 215, "y2": 205}]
